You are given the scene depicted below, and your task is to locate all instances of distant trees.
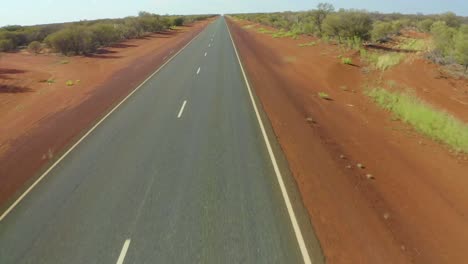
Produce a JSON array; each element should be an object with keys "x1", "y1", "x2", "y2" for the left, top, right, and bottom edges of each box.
[
  {"x1": 440, "y1": 12, "x2": 461, "y2": 28},
  {"x1": 0, "y1": 12, "x2": 215, "y2": 55},
  {"x1": 231, "y1": 3, "x2": 468, "y2": 70},
  {"x1": 311, "y1": 3, "x2": 334, "y2": 35}
]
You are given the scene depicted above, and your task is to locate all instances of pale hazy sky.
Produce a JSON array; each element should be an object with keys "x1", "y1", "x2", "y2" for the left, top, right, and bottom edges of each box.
[{"x1": 1, "y1": 0, "x2": 467, "y2": 26}]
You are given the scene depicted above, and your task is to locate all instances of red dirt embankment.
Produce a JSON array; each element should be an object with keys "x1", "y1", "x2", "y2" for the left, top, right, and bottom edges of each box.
[
  {"x1": 228, "y1": 18, "x2": 468, "y2": 264},
  {"x1": 0, "y1": 19, "x2": 213, "y2": 207}
]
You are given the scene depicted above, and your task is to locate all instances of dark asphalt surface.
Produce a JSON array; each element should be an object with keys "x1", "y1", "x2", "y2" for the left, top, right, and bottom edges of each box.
[{"x1": 0, "y1": 17, "x2": 313, "y2": 263}]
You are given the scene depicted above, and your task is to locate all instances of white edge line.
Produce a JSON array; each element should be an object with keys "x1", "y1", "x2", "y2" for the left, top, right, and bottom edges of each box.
[
  {"x1": 0, "y1": 26, "x2": 206, "y2": 222},
  {"x1": 177, "y1": 100, "x2": 187, "y2": 118},
  {"x1": 116, "y1": 239, "x2": 131, "y2": 264},
  {"x1": 226, "y1": 20, "x2": 313, "y2": 264}
]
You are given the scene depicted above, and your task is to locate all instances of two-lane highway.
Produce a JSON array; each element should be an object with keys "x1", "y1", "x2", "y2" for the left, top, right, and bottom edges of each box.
[{"x1": 0, "y1": 17, "x2": 314, "y2": 263}]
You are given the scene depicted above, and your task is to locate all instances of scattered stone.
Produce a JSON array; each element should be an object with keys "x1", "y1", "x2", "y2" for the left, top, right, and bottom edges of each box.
[
  {"x1": 306, "y1": 117, "x2": 315, "y2": 124},
  {"x1": 339, "y1": 154, "x2": 346, "y2": 159},
  {"x1": 346, "y1": 165, "x2": 352, "y2": 169},
  {"x1": 401, "y1": 245, "x2": 406, "y2": 251},
  {"x1": 383, "y1": 212, "x2": 390, "y2": 220},
  {"x1": 356, "y1": 163, "x2": 365, "y2": 169},
  {"x1": 366, "y1": 174, "x2": 375, "y2": 180}
]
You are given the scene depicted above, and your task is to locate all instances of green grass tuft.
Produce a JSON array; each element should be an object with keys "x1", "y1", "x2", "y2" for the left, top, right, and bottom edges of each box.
[
  {"x1": 298, "y1": 41, "x2": 316, "y2": 47},
  {"x1": 66, "y1": 80, "x2": 74, "y2": 86},
  {"x1": 342, "y1": 57, "x2": 353, "y2": 65},
  {"x1": 257, "y1": 28, "x2": 273, "y2": 34},
  {"x1": 367, "y1": 88, "x2": 468, "y2": 153},
  {"x1": 318, "y1": 92, "x2": 331, "y2": 100}
]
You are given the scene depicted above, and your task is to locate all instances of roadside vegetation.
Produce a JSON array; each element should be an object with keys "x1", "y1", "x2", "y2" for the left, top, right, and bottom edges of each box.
[
  {"x1": 0, "y1": 12, "x2": 215, "y2": 55},
  {"x1": 231, "y1": 4, "x2": 468, "y2": 73},
  {"x1": 367, "y1": 88, "x2": 468, "y2": 153},
  {"x1": 231, "y1": 5, "x2": 468, "y2": 152}
]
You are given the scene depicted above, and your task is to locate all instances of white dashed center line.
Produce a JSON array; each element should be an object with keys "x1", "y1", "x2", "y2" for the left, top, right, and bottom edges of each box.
[
  {"x1": 197, "y1": 67, "x2": 201, "y2": 75},
  {"x1": 116, "y1": 239, "x2": 131, "y2": 264},
  {"x1": 177, "y1": 100, "x2": 187, "y2": 119},
  {"x1": 204, "y1": 52, "x2": 207, "y2": 57}
]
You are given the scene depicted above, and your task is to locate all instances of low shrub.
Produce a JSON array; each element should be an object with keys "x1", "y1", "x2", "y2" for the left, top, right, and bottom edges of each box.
[
  {"x1": 28, "y1": 41, "x2": 42, "y2": 54},
  {"x1": 0, "y1": 39, "x2": 15, "y2": 51}
]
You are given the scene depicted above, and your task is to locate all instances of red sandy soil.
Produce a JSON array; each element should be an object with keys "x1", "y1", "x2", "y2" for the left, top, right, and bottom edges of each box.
[
  {"x1": 0, "y1": 19, "x2": 213, "y2": 207},
  {"x1": 228, "y1": 18, "x2": 468, "y2": 264}
]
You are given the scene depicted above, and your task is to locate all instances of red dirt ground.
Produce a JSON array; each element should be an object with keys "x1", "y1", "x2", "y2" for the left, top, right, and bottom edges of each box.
[
  {"x1": 0, "y1": 19, "x2": 213, "y2": 207},
  {"x1": 228, "y1": 18, "x2": 468, "y2": 264}
]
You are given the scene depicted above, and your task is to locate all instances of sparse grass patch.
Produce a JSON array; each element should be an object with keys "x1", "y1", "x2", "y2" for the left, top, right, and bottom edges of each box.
[
  {"x1": 271, "y1": 29, "x2": 299, "y2": 39},
  {"x1": 298, "y1": 41, "x2": 316, "y2": 47},
  {"x1": 66, "y1": 80, "x2": 74, "y2": 86},
  {"x1": 243, "y1": 25, "x2": 254, "y2": 29},
  {"x1": 342, "y1": 57, "x2": 352, "y2": 65},
  {"x1": 360, "y1": 50, "x2": 405, "y2": 71},
  {"x1": 257, "y1": 28, "x2": 274, "y2": 34},
  {"x1": 397, "y1": 38, "x2": 429, "y2": 51},
  {"x1": 367, "y1": 88, "x2": 468, "y2": 152},
  {"x1": 318, "y1": 92, "x2": 331, "y2": 100},
  {"x1": 60, "y1": 60, "x2": 69, "y2": 65},
  {"x1": 375, "y1": 53, "x2": 405, "y2": 70}
]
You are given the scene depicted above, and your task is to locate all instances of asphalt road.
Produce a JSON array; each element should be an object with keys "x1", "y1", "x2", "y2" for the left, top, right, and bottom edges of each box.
[{"x1": 0, "y1": 17, "x2": 313, "y2": 263}]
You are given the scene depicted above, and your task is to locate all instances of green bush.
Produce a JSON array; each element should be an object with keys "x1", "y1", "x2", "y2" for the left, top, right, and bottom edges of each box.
[
  {"x1": 90, "y1": 23, "x2": 120, "y2": 46},
  {"x1": 0, "y1": 39, "x2": 15, "y2": 51},
  {"x1": 45, "y1": 26, "x2": 97, "y2": 55},
  {"x1": 454, "y1": 25, "x2": 468, "y2": 72},
  {"x1": 417, "y1": 19, "x2": 433, "y2": 32},
  {"x1": 431, "y1": 21, "x2": 456, "y2": 58},
  {"x1": 173, "y1": 17, "x2": 185, "y2": 26},
  {"x1": 371, "y1": 21, "x2": 394, "y2": 41},
  {"x1": 440, "y1": 12, "x2": 461, "y2": 28},
  {"x1": 27, "y1": 41, "x2": 42, "y2": 54}
]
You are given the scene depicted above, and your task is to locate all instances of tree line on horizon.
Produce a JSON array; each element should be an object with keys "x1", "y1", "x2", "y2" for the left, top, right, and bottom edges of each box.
[
  {"x1": 231, "y1": 3, "x2": 468, "y2": 71},
  {"x1": 0, "y1": 12, "x2": 216, "y2": 55}
]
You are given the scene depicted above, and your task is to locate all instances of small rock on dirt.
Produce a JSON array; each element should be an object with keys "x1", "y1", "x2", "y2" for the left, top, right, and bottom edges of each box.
[{"x1": 357, "y1": 163, "x2": 365, "y2": 169}]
